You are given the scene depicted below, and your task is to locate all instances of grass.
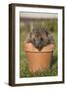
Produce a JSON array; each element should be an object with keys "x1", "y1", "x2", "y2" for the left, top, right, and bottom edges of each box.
[{"x1": 20, "y1": 19, "x2": 58, "y2": 77}]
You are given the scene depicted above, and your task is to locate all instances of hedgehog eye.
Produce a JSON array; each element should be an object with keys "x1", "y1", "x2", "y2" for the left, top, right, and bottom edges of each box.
[
  {"x1": 45, "y1": 31, "x2": 48, "y2": 36},
  {"x1": 40, "y1": 38, "x2": 43, "y2": 41}
]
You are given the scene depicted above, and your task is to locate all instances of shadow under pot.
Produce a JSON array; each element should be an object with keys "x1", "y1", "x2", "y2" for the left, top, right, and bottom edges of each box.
[{"x1": 24, "y1": 43, "x2": 55, "y2": 73}]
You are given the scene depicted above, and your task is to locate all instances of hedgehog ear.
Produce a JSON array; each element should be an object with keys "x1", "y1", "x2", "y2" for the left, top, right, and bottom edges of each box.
[
  {"x1": 45, "y1": 30, "x2": 49, "y2": 36},
  {"x1": 50, "y1": 27, "x2": 54, "y2": 33},
  {"x1": 26, "y1": 32, "x2": 32, "y2": 43}
]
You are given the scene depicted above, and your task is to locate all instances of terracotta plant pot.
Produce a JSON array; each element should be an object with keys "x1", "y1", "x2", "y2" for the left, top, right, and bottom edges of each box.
[{"x1": 24, "y1": 43, "x2": 54, "y2": 73}]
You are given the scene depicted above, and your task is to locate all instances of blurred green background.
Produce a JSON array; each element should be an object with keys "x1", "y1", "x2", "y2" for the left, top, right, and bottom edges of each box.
[{"x1": 20, "y1": 18, "x2": 58, "y2": 77}]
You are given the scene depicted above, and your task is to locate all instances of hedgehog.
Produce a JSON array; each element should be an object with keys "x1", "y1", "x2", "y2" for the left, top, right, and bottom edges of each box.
[{"x1": 25, "y1": 27, "x2": 55, "y2": 51}]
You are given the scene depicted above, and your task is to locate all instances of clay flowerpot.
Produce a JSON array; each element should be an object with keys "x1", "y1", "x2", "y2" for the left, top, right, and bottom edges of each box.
[{"x1": 24, "y1": 43, "x2": 55, "y2": 73}]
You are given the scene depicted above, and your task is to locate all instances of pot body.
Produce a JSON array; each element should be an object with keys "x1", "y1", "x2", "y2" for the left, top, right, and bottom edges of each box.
[{"x1": 24, "y1": 43, "x2": 54, "y2": 73}]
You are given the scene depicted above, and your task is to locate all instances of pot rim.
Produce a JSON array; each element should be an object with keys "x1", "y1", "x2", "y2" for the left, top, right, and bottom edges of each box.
[
  {"x1": 25, "y1": 50, "x2": 53, "y2": 53},
  {"x1": 24, "y1": 43, "x2": 55, "y2": 53}
]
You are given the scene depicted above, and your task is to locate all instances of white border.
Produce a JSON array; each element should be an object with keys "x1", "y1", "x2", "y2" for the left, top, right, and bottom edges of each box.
[
  {"x1": 20, "y1": 12, "x2": 58, "y2": 19},
  {"x1": 15, "y1": 6, "x2": 63, "y2": 84}
]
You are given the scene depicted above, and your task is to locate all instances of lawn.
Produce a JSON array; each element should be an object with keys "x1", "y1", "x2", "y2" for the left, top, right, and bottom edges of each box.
[{"x1": 20, "y1": 19, "x2": 58, "y2": 77}]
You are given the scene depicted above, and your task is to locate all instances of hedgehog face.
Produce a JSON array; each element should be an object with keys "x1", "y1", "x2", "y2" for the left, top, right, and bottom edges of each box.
[{"x1": 30, "y1": 29, "x2": 49, "y2": 50}]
